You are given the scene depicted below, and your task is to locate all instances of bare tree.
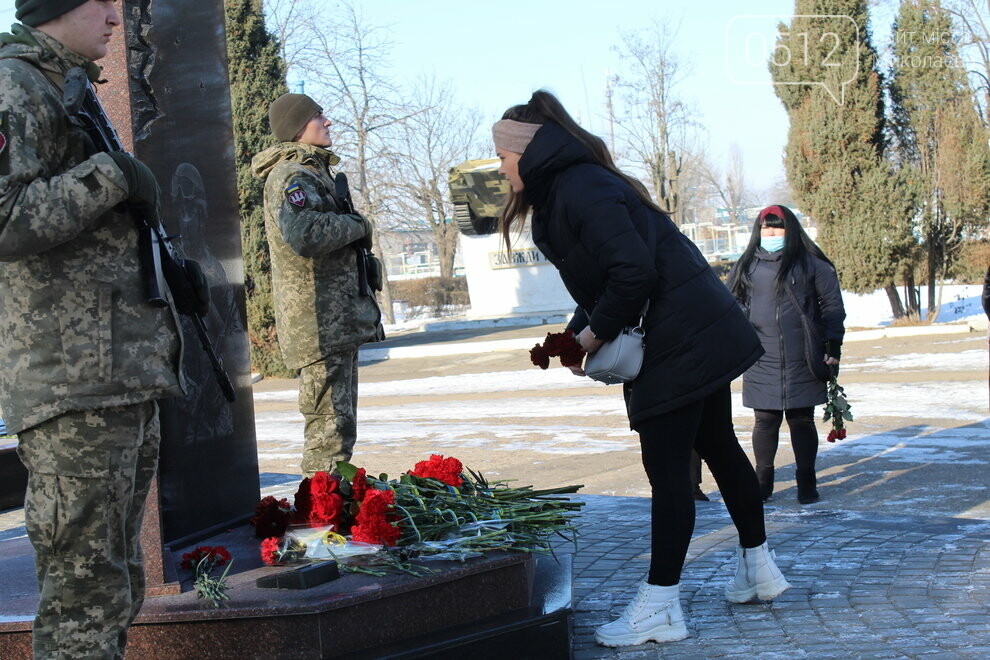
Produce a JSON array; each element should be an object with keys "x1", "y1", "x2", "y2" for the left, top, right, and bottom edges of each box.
[
  {"x1": 611, "y1": 20, "x2": 698, "y2": 224},
  {"x1": 696, "y1": 144, "x2": 753, "y2": 224},
  {"x1": 388, "y1": 75, "x2": 483, "y2": 279},
  {"x1": 264, "y1": 0, "x2": 319, "y2": 71},
  {"x1": 946, "y1": 0, "x2": 990, "y2": 127}
]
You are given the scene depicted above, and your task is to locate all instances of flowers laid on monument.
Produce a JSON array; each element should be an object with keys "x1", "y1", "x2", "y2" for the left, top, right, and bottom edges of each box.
[
  {"x1": 180, "y1": 545, "x2": 233, "y2": 607},
  {"x1": 250, "y1": 496, "x2": 292, "y2": 538},
  {"x1": 255, "y1": 454, "x2": 583, "y2": 575},
  {"x1": 409, "y1": 454, "x2": 465, "y2": 487},
  {"x1": 529, "y1": 330, "x2": 585, "y2": 370},
  {"x1": 823, "y1": 374, "x2": 853, "y2": 442}
]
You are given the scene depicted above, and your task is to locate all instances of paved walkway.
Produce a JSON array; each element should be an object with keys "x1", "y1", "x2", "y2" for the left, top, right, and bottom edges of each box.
[
  {"x1": 3, "y1": 316, "x2": 987, "y2": 658},
  {"x1": 564, "y1": 495, "x2": 989, "y2": 659}
]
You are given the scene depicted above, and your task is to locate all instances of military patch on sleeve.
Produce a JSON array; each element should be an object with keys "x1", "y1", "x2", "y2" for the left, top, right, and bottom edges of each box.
[{"x1": 285, "y1": 183, "x2": 307, "y2": 207}]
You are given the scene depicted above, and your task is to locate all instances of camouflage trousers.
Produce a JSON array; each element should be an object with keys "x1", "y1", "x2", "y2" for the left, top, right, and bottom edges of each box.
[
  {"x1": 298, "y1": 351, "x2": 359, "y2": 476},
  {"x1": 16, "y1": 402, "x2": 160, "y2": 660}
]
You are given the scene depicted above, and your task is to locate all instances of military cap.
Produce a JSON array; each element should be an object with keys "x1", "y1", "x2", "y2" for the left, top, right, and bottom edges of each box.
[
  {"x1": 15, "y1": 0, "x2": 88, "y2": 27},
  {"x1": 269, "y1": 93, "x2": 323, "y2": 142}
]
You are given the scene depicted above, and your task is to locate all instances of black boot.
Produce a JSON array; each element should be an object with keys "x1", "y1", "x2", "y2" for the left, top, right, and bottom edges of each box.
[
  {"x1": 756, "y1": 466, "x2": 774, "y2": 502},
  {"x1": 796, "y1": 468, "x2": 819, "y2": 504}
]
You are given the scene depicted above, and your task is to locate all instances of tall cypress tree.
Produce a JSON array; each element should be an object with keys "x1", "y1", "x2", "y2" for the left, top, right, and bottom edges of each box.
[
  {"x1": 224, "y1": 0, "x2": 291, "y2": 376},
  {"x1": 771, "y1": 1, "x2": 916, "y2": 317},
  {"x1": 890, "y1": 0, "x2": 990, "y2": 317}
]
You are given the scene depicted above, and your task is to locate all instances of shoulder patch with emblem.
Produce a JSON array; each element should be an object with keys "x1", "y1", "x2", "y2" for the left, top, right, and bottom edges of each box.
[{"x1": 285, "y1": 183, "x2": 307, "y2": 207}]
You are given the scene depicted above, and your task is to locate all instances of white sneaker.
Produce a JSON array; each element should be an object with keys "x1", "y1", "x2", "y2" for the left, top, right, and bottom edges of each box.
[
  {"x1": 594, "y1": 582, "x2": 689, "y2": 647},
  {"x1": 725, "y1": 541, "x2": 792, "y2": 603}
]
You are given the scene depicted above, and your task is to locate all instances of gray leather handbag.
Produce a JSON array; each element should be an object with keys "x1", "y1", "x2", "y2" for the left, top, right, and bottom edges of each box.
[{"x1": 584, "y1": 311, "x2": 647, "y2": 385}]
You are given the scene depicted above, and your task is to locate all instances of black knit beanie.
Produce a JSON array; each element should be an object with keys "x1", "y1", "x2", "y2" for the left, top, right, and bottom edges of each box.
[
  {"x1": 15, "y1": 0, "x2": 89, "y2": 27},
  {"x1": 269, "y1": 93, "x2": 322, "y2": 142}
]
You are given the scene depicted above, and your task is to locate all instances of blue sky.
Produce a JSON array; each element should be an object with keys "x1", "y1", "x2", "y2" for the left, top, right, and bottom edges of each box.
[{"x1": 0, "y1": 1, "x2": 900, "y2": 194}]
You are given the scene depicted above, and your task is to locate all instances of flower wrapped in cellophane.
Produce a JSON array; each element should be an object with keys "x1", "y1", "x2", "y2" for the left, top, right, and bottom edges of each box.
[{"x1": 253, "y1": 455, "x2": 584, "y2": 575}]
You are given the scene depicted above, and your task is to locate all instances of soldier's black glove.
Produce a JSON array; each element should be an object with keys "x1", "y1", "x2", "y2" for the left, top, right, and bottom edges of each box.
[
  {"x1": 825, "y1": 339, "x2": 841, "y2": 361},
  {"x1": 107, "y1": 152, "x2": 160, "y2": 218},
  {"x1": 352, "y1": 213, "x2": 374, "y2": 250}
]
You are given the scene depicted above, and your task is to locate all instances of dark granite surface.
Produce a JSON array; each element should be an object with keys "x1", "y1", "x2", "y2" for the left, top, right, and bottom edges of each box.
[{"x1": 0, "y1": 518, "x2": 543, "y2": 658}]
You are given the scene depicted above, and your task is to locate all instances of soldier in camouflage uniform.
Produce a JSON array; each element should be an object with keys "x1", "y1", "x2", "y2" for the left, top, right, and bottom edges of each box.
[
  {"x1": 252, "y1": 93, "x2": 382, "y2": 476},
  {"x1": 0, "y1": 1, "x2": 184, "y2": 657}
]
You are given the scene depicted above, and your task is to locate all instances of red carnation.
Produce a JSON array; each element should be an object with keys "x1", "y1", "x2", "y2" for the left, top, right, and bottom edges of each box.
[
  {"x1": 837, "y1": 428, "x2": 847, "y2": 440},
  {"x1": 261, "y1": 537, "x2": 282, "y2": 566},
  {"x1": 305, "y1": 471, "x2": 344, "y2": 529},
  {"x1": 292, "y1": 477, "x2": 313, "y2": 523},
  {"x1": 352, "y1": 467, "x2": 370, "y2": 502},
  {"x1": 530, "y1": 331, "x2": 585, "y2": 370},
  {"x1": 410, "y1": 454, "x2": 464, "y2": 487},
  {"x1": 351, "y1": 489, "x2": 401, "y2": 546},
  {"x1": 211, "y1": 546, "x2": 232, "y2": 566},
  {"x1": 827, "y1": 429, "x2": 837, "y2": 443},
  {"x1": 530, "y1": 343, "x2": 550, "y2": 369},
  {"x1": 250, "y1": 495, "x2": 292, "y2": 539}
]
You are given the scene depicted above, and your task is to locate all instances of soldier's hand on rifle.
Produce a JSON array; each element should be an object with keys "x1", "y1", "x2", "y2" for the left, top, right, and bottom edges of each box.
[
  {"x1": 107, "y1": 152, "x2": 161, "y2": 219},
  {"x1": 353, "y1": 213, "x2": 374, "y2": 250}
]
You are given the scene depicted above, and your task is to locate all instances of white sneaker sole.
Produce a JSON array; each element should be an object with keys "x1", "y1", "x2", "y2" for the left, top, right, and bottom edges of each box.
[
  {"x1": 594, "y1": 621, "x2": 689, "y2": 646},
  {"x1": 725, "y1": 575, "x2": 792, "y2": 603}
]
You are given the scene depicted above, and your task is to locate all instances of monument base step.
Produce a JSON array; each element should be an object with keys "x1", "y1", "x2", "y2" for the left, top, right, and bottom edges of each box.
[{"x1": 0, "y1": 522, "x2": 573, "y2": 659}]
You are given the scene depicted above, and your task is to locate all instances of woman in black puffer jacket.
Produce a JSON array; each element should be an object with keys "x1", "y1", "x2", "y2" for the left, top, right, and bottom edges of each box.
[
  {"x1": 492, "y1": 91, "x2": 790, "y2": 649},
  {"x1": 727, "y1": 205, "x2": 845, "y2": 505}
]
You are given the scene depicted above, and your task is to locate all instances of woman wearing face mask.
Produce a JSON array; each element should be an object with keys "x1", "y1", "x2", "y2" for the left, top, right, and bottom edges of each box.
[{"x1": 727, "y1": 205, "x2": 846, "y2": 505}]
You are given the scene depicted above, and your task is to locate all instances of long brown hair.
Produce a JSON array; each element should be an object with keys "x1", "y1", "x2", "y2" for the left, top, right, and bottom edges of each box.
[{"x1": 498, "y1": 90, "x2": 663, "y2": 252}]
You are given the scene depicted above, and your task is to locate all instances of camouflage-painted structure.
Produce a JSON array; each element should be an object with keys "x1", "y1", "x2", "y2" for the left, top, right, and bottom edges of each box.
[{"x1": 448, "y1": 158, "x2": 509, "y2": 236}]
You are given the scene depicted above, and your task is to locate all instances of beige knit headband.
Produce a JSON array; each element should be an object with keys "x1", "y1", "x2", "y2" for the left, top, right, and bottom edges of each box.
[{"x1": 492, "y1": 119, "x2": 542, "y2": 154}]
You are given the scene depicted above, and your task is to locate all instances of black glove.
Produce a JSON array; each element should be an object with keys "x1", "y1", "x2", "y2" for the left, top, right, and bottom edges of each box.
[
  {"x1": 107, "y1": 152, "x2": 160, "y2": 218},
  {"x1": 825, "y1": 339, "x2": 841, "y2": 361},
  {"x1": 365, "y1": 254, "x2": 384, "y2": 292},
  {"x1": 352, "y1": 213, "x2": 374, "y2": 250}
]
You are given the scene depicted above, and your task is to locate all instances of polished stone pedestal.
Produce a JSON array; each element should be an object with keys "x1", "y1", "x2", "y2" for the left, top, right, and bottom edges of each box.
[{"x1": 0, "y1": 522, "x2": 573, "y2": 659}]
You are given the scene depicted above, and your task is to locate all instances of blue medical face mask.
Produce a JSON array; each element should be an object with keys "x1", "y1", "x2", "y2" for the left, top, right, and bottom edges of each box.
[{"x1": 761, "y1": 236, "x2": 785, "y2": 253}]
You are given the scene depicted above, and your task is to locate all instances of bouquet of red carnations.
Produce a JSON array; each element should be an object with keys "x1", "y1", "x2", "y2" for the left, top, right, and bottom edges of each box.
[
  {"x1": 529, "y1": 330, "x2": 585, "y2": 370},
  {"x1": 180, "y1": 545, "x2": 233, "y2": 607},
  {"x1": 823, "y1": 375, "x2": 852, "y2": 442},
  {"x1": 254, "y1": 455, "x2": 584, "y2": 575}
]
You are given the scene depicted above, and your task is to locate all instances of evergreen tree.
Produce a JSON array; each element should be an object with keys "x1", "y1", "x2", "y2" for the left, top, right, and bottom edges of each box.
[
  {"x1": 890, "y1": 0, "x2": 990, "y2": 317},
  {"x1": 224, "y1": 0, "x2": 292, "y2": 376},
  {"x1": 771, "y1": 1, "x2": 916, "y2": 317}
]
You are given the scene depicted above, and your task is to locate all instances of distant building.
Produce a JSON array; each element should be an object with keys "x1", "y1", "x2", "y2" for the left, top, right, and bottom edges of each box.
[{"x1": 377, "y1": 228, "x2": 463, "y2": 280}]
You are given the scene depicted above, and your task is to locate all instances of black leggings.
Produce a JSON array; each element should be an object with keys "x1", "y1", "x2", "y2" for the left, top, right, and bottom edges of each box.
[
  {"x1": 637, "y1": 385, "x2": 766, "y2": 586},
  {"x1": 752, "y1": 407, "x2": 818, "y2": 473}
]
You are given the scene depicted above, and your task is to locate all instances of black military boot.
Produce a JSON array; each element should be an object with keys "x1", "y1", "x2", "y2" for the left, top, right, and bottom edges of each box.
[
  {"x1": 756, "y1": 466, "x2": 774, "y2": 502},
  {"x1": 796, "y1": 468, "x2": 820, "y2": 504}
]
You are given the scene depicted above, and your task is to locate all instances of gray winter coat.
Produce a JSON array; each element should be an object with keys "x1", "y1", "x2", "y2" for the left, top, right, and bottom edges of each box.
[{"x1": 736, "y1": 249, "x2": 845, "y2": 410}]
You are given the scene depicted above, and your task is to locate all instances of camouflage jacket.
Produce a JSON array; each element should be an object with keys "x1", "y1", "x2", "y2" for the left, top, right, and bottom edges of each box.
[
  {"x1": 251, "y1": 142, "x2": 380, "y2": 369},
  {"x1": 0, "y1": 28, "x2": 184, "y2": 434}
]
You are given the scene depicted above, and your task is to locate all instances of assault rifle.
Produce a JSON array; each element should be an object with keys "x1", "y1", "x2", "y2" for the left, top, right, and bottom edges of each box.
[
  {"x1": 63, "y1": 67, "x2": 236, "y2": 403},
  {"x1": 333, "y1": 172, "x2": 382, "y2": 296},
  {"x1": 334, "y1": 172, "x2": 386, "y2": 343}
]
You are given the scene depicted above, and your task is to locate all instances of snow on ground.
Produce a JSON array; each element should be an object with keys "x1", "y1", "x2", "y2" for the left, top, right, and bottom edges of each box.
[
  {"x1": 254, "y1": 380, "x2": 986, "y2": 459},
  {"x1": 257, "y1": 343, "x2": 989, "y2": 404},
  {"x1": 842, "y1": 284, "x2": 984, "y2": 327}
]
